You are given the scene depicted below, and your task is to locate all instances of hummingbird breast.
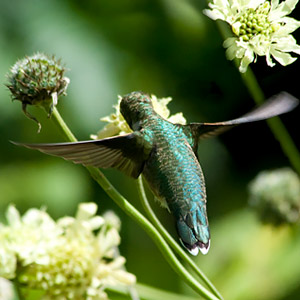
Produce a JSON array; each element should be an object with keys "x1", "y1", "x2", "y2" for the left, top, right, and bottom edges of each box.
[{"x1": 141, "y1": 119, "x2": 210, "y2": 255}]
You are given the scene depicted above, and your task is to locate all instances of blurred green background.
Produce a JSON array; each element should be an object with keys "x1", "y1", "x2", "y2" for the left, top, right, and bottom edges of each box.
[{"x1": 1, "y1": 0, "x2": 300, "y2": 299}]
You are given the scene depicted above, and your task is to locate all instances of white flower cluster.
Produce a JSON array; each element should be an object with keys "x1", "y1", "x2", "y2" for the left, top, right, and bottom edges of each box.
[
  {"x1": 204, "y1": 0, "x2": 300, "y2": 72},
  {"x1": 0, "y1": 203, "x2": 136, "y2": 300},
  {"x1": 91, "y1": 94, "x2": 187, "y2": 139}
]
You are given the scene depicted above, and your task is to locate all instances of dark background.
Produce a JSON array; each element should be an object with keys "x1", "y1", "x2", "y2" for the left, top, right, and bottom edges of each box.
[{"x1": 1, "y1": 1, "x2": 300, "y2": 299}]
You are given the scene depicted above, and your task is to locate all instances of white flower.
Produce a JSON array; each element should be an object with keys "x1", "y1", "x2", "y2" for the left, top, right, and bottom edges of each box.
[
  {"x1": 93, "y1": 96, "x2": 131, "y2": 139},
  {"x1": 204, "y1": 0, "x2": 300, "y2": 72},
  {"x1": 91, "y1": 94, "x2": 187, "y2": 139},
  {"x1": 0, "y1": 203, "x2": 136, "y2": 300},
  {"x1": 150, "y1": 95, "x2": 187, "y2": 125},
  {"x1": 102, "y1": 211, "x2": 122, "y2": 232},
  {"x1": 0, "y1": 278, "x2": 14, "y2": 300}
]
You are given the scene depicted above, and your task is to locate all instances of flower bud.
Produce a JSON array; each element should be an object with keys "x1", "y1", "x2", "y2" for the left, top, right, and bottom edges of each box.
[
  {"x1": 249, "y1": 168, "x2": 300, "y2": 225},
  {"x1": 6, "y1": 53, "x2": 70, "y2": 132}
]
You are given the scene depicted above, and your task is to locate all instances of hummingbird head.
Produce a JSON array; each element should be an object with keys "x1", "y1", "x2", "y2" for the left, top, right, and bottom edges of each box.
[{"x1": 120, "y1": 91, "x2": 154, "y2": 130}]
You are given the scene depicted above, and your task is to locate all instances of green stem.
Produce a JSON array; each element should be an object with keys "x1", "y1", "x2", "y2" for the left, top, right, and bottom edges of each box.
[
  {"x1": 136, "y1": 177, "x2": 223, "y2": 300},
  {"x1": 216, "y1": 21, "x2": 300, "y2": 175},
  {"x1": 50, "y1": 107, "x2": 219, "y2": 300},
  {"x1": 52, "y1": 107, "x2": 77, "y2": 142},
  {"x1": 13, "y1": 279, "x2": 24, "y2": 300}
]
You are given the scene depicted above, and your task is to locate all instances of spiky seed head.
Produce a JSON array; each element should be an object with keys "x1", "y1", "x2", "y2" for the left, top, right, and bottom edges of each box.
[
  {"x1": 6, "y1": 53, "x2": 70, "y2": 131},
  {"x1": 249, "y1": 168, "x2": 300, "y2": 225}
]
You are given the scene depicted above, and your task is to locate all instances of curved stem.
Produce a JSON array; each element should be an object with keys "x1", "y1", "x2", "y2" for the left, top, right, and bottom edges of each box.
[
  {"x1": 50, "y1": 107, "x2": 219, "y2": 300},
  {"x1": 51, "y1": 107, "x2": 77, "y2": 142},
  {"x1": 216, "y1": 21, "x2": 300, "y2": 175},
  {"x1": 136, "y1": 177, "x2": 223, "y2": 300},
  {"x1": 13, "y1": 279, "x2": 24, "y2": 300}
]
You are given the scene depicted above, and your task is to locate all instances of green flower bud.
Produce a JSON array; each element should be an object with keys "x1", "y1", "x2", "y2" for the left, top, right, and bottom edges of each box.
[
  {"x1": 249, "y1": 168, "x2": 300, "y2": 225},
  {"x1": 6, "y1": 53, "x2": 70, "y2": 132}
]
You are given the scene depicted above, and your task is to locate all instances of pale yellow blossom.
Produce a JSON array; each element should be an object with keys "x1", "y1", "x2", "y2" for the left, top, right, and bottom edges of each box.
[
  {"x1": 91, "y1": 94, "x2": 187, "y2": 139},
  {"x1": 0, "y1": 203, "x2": 136, "y2": 300}
]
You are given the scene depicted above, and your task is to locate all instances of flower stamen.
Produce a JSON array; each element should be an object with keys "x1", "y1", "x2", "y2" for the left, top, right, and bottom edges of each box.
[{"x1": 233, "y1": 3, "x2": 275, "y2": 41}]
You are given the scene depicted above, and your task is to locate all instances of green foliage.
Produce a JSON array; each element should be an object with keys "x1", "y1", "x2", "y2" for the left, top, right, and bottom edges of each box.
[{"x1": 0, "y1": 161, "x2": 91, "y2": 220}]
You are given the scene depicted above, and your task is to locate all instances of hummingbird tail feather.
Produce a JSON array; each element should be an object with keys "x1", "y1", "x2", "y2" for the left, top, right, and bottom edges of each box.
[{"x1": 176, "y1": 216, "x2": 210, "y2": 256}]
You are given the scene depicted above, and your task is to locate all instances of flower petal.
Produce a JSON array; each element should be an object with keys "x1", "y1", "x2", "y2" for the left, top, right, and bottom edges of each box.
[
  {"x1": 273, "y1": 35, "x2": 300, "y2": 54},
  {"x1": 203, "y1": 8, "x2": 226, "y2": 21},
  {"x1": 273, "y1": 17, "x2": 300, "y2": 35},
  {"x1": 269, "y1": 0, "x2": 299, "y2": 20},
  {"x1": 76, "y1": 202, "x2": 98, "y2": 220},
  {"x1": 265, "y1": 50, "x2": 276, "y2": 66},
  {"x1": 224, "y1": 37, "x2": 241, "y2": 60},
  {"x1": 239, "y1": 48, "x2": 255, "y2": 72},
  {"x1": 271, "y1": 0, "x2": 280, "y2": 10},
  {"x1": 270, "y1": 48, "x2": 298, "y2": 65},
  {"x1": 6, "y1": 205, "x2": 21, "y2": 227}
]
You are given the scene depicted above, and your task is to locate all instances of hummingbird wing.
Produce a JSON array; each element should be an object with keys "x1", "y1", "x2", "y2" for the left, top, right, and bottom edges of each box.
[
  {"x1": 184, "y1": 92, "x2": 298, "y2": 151},
  {"x1": 12, "y1": 133, "x2": 150, "y2": 178}
]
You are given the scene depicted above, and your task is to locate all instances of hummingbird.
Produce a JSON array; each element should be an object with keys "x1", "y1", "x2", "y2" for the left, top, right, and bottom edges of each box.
[{"x1": 13, "y1": 91, "x2": 298, "y2": 255}]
